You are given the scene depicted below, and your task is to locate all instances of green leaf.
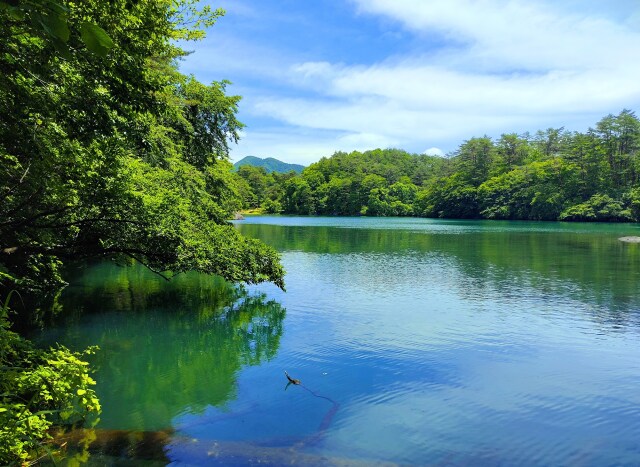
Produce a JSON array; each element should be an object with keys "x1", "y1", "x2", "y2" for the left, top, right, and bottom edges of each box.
[
  {"x1": 44, "y1": 0, "x2": 69, "y2": 15},
  {"x1": 34, "y1": 12, "x2": 70, "y2": 42},
  {"x1": 6, "y1": 6, "x2": 25, "y2": 20},
  {"x1": 51, "y1": 37, "x2": 72, "y2": 60},
  {"x1": 80, "y1": 22, "x2": 114, "y2": 57}
]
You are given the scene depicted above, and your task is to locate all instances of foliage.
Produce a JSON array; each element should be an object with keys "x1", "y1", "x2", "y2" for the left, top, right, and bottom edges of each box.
[
  {"x1": 417, "y1": 174, "x2": 479, "y2": 219},
  {"x1": 478, "y1": 159, "x2": 582, "y2": 220},
  {"x1": 367, "y1": 181, "x2": 418, "y2": 216},
  {"x1": 0, "y1": 0, "x2": 285, "y2": 463},
  {"x1": 0, "y1": 0, "x2": 285, "y2": 300},
  {"x1": 0, "y1": 294, "x2": 100, "y2": 464},
  {"x1": 0, "y1": 0, "x2": 115, "y2": 57},
  {"x1": 559, "y1": 194, "x2": 633, "y2": 222}
]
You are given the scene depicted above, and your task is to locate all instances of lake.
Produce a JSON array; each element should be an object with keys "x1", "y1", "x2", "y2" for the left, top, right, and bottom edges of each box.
[{"x1": 37, "y1": 217, "x2": 640, "y2": 465}]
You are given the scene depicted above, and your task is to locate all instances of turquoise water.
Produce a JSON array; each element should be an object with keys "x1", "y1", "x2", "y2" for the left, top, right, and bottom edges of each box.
[{"x1": 38, "y1": 217, "x2": 640, "y2": 465}]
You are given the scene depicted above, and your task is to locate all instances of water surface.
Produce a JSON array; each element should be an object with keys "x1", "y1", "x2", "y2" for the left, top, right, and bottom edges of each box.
[{"x1": 38, "y1": 217, "x2": 640, "y2": 465}]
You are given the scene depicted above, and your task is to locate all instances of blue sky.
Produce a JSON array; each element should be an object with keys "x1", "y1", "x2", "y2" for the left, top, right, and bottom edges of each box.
[{"x1": 179, "y1": 0, "x2": 640, "y2": 165}]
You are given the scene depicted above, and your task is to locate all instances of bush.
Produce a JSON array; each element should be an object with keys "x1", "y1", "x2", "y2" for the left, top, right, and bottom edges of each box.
[
  {"x1": 559, "y1": 194, "x2": 633, "y2": 222},
  {"x1": 0, "y1": 295, "x2": 100, "y2": 465}
]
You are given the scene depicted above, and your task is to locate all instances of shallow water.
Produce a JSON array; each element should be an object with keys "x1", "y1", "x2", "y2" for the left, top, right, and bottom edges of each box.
[{"x1": 37, "y1": 217, "x2": 640, "y2": 465}]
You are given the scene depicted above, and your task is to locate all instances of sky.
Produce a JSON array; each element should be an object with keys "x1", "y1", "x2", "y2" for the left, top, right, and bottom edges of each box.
[{"x1": 179, "y1": 0, "x2": 640, "y2": 165}]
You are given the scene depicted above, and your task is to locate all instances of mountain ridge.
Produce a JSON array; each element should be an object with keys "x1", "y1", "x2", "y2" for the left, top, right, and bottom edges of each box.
[{"x1": 233, "y1": 156, "x2": 305, "y2": 174}]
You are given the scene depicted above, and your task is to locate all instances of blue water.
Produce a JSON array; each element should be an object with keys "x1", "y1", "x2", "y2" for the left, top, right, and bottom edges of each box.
[{"x1": 39, "y1": 217, "x2": 640, "y2": 465}]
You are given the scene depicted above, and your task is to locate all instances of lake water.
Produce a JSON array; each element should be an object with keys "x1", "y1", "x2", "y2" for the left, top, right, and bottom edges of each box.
[{"x1": 37, "y1": 217, "x2": 640, "y2": 465}]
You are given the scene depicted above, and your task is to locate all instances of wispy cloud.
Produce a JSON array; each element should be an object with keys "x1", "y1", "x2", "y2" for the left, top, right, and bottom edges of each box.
[{"x1": 186, "y1": 0, "x2": 640, "y2": 164}]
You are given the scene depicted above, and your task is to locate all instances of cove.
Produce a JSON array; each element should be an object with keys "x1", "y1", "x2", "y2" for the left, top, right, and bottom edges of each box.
[{"x1": 36, "y1": 217, "x2": 640, "y2": 465}]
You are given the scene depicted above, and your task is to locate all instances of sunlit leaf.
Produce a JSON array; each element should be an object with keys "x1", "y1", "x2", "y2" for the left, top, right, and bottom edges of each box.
[{"x1": 80, "y1": 21, "x2": 114, "y2": 56}]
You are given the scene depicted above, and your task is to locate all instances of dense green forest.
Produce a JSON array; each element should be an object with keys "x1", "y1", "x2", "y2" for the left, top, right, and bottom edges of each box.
[
  {"x1": 237, "y1": 110, "x2": 640, "y2": 222},
  {"x1": 0, "y1": 0, "x2": 284, "y2": 463}
]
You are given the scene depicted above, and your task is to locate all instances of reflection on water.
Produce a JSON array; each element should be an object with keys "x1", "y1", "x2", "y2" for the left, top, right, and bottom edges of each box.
[
  {"x1": 37, "y1": 218, "x2": 640, "y2": 465},
  {"x1": 237, "y1": 218, "x2": 640, "y2": 321},
  {"x1": 37, "y1": 263, "x2": 286, "y2": 431}
]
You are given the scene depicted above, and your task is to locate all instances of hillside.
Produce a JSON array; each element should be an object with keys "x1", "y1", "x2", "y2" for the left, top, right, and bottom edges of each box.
[{"x1": 234, "y1": 156, "x2": 305, "y2": 173}]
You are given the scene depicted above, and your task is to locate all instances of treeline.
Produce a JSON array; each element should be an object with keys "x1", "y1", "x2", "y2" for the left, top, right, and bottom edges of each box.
[{"x1": 237, "y1": 110, "x2": 640, "y2": 222}]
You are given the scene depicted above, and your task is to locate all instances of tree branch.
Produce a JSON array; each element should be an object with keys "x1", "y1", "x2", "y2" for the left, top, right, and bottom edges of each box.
[{"x1": 125, "y1": 253, "x2": 171, "y2": 281}]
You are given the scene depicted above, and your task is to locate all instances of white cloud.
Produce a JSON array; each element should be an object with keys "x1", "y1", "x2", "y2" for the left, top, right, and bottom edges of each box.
[
  {"x1": 247, "y1": 1, "x2": 640, "y2": 155},
  {"x1": 424, "y1": 147, "x2": 444, "y2": 157},
  {"x1": 191, "y1": 0, "x2": 640, "y2": 161},
  {"x1": 351, "y1": 0, "x2": 640, "y2": 71}
]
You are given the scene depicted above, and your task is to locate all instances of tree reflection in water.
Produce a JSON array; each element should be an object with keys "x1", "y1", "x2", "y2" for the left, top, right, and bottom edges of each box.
[{"x1": 37, "y1": 262, "x2": 286, "y2": 434}]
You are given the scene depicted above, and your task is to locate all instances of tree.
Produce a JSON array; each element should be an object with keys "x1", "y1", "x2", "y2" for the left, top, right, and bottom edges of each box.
[
  {"x1": 492, "y1": 133, "x2": 532, "y2": 175},
  {"x1": 532, "y1": 127, "x2": 570, "y2": 159},
  {"x1": 237, "y1": 165, "x2": 269, "y2": 207},
  {"x1": 416, "y1": 174, "x2": 479, "y2": 219},
  {"x1": 0, "y1": 0, "x2": 285, "y2": 299},
  {"x1": 592, "y1": 110, "x2": 640, "y2": 189},
  {"x1": 0, "y1": 2, "x2": 284, "y2": 461},
  {"x1": 282, "y1": 178, "x2": 315, "y2": 214},
  {"x1": 454, "y1": 137, "x2": 495, "y2": 186},
  {"x1": 559, "y1": 194, "x2": 633, "y2": 222},
  {"x1": 478, "y1": 159, "x2": 581, "y2": 220}
]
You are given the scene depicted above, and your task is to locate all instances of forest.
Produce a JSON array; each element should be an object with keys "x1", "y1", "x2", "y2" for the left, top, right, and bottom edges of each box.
[
  {"x1": 0, "y1": 0, "x2": 284, "y2": 463},
  {"x1": 236, "y1": 110, "x2": 640, "y2": 222}
]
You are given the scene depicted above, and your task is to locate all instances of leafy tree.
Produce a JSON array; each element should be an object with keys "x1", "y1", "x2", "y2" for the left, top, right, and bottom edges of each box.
[
  {"x1": 564, "y1": 131, "x2": 610, "y2": 197},
  {"x1": 453, "y1": 137, "x2": 495, "y2": 186},
  {"x1": 0, "y1": 1, "x2": 285, "y2": 462},
  {"x1": 302, "y1": 167, "x2": 326, "y2": 190},
  {"x1": 324, "y1": 177, "x2": 361, "y2": 215},
  {"x1": 0, "y1": 294, "x2": 100, "y2": 464},
  {"x1": 0, "y1": 0, "x2": 285, "y2": 298},
  {"x1": 389, "y1": 180, "x2": 419, "y2": 205},
  {"x1": 282, "y1": 178, "x2": 315, "y2": 214},
  {"x1": 417, "y1": 174, "x2": 479, "y2": 219},
  {"x1": 592, "y1": 110, "x2": 640, "y2": 189},
  {"x1": 478, "y1": 159, "x2": 581, "y2": 220},
  {"x1": 559, "y1": 194, "x2": 633, "y2": 222},
  {"x1": 492, "y1": 133, "x2": 532, "y2": 175},
  {"x1": 262, "y1": 198, "x2": 283, "y2": 214},
  {"x1": 626, "y1": 187, "x2": 640, "y2": 221},
  {"x1": 532, "y1": 127, "x2": 570, "y2": 159},
  {"x1": 237, "y1": 165, "x2": 269, "y2": 208}
]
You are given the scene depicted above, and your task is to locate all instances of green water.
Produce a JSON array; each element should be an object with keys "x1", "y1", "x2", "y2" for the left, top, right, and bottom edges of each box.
[{"x1": 38, "y1": 217, "x2": 640, "y2": 465}]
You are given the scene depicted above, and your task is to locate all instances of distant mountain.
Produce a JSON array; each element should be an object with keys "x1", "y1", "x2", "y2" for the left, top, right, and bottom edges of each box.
[{"x1": 233, "y1": 156, "x2": 305, "y2": 174}]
